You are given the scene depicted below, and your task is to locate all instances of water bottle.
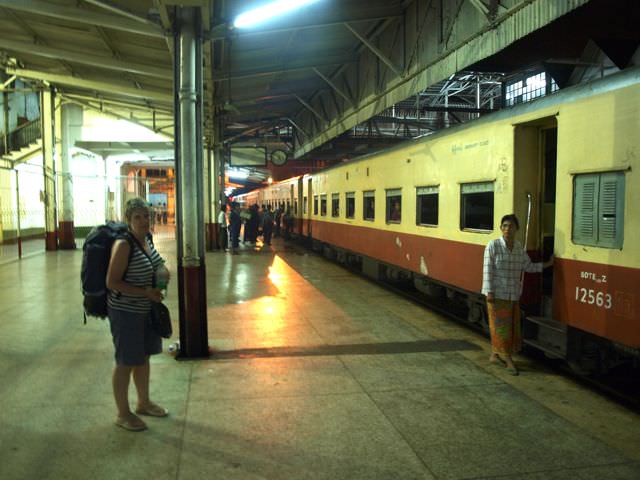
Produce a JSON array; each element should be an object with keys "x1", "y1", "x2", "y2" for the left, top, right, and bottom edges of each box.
[{"x1": 155, "y1": 261, "x2": 170, "y2": 296}]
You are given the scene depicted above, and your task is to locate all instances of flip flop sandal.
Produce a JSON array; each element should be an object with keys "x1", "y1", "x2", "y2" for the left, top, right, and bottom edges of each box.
[
  {"x1": 115, "y1": 415, "x2": 148, "y2": 432},
  {"x1": 136, "y1": 404, "x2": 169, "y2": 417}
]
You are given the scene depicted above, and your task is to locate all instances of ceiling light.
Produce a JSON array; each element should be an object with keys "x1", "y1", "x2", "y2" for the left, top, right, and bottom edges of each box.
[
  {"x1": 227, "y1": 168, "x2": 249, "y2": 179},
  {"x1": 233, "y1": 0, "x2": 321, "y2": 29}
]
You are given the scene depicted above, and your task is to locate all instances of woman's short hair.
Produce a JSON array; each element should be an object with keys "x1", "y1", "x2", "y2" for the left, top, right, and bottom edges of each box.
[
  {"x1": 500, "y1": 214, "x2": 520, "y2": 229},
  {"x1": 125, "y1": 197, "x2": 150, "y2": 221}
]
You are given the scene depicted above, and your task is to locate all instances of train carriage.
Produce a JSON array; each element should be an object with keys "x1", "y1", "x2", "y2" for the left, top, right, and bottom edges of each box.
[{"x1": 247, "y1": 68, "x2": 640, "y2": 371}]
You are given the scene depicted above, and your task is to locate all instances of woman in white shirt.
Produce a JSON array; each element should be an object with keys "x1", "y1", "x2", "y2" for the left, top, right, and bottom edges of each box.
[{"x1": 482, "y1": 214, "x2": 552, "y2": 375}]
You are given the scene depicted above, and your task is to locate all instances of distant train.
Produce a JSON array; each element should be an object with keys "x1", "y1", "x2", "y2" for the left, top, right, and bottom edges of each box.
[{"x1": 237, "y1": 67, "x2": 640, "y2": 374}]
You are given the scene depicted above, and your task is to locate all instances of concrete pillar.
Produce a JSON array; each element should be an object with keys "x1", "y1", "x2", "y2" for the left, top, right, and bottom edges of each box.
[
  {"x1": 40, "y1": 89, "x2": 57, "y2": 251},
  {"x1": 216, "y1": 120, "x2": 226, "y2": 212},
  {"x1": 58, "y1": 103, "x2": 82, "y2": 249},
  {"x1": 174, "y1": 7, "x2": 208, "y2": 358},
  {"x1": 205, "y1": 144, "x2": 216, "y2": 251},
  {"x1": 206, "y1": 118, "x2": 224, "y2": 251}
]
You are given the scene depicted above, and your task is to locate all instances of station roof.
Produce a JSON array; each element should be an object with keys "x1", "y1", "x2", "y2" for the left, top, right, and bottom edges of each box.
[{"x1": 1, "y1": 0, "x2": 639, "y2": 181}]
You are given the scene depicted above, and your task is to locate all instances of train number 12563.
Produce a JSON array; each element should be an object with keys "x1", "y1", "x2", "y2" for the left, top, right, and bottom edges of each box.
[{"x1": 575, "y1": 287, "x2": 612, "y2": 309}]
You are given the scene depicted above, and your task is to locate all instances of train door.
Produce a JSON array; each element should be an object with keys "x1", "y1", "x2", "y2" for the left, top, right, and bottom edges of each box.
[
  {"x1": 307, "y1": 177, "x2": 313, "y2": 238},
  {"x1": 540, "y1": 127, "x2": 557, "y2": 316},
  {"x1": 514, "y1": 119, "x2": 564, "y2": 358},
  {"x1": 297, "y1": 177, "x2": 304, "y2": 235}
]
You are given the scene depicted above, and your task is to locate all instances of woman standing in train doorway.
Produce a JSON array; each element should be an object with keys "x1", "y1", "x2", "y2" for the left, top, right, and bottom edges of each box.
[{"x1": 482, "y1": 214, "x2": 553, "y2": 375}]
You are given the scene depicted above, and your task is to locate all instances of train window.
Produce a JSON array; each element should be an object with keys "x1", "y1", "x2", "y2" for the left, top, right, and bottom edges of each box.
[
  {"x1": 331, "y1": 193, "x2": 340, "y2": 217},
  {"x1": 303, "y1": 196, "x2": 307, "y2": 214},
  {"x1": 294, "y1": 199, "x2": 298, "y2": 215},
  {"x1": 346, "y1": 192, "x2": 355, "y2": 219},
  {"x1": 363, "y1": 190, "x2": 375, "y2": 221},
  {"x1": 573, "y1": 172, "x2": 625, "y2": 249},
  {"x1": 386, "y1": 189, "x2": 402, "y2": 223},
  {"x1": 313, "y1": 195, "x2": 318, "y2": 215},
  {"x1": 416, "y1": 186, "x2": 439, "y2": 226},
  {"x1": 320, "y1": 194, "x2": 327, "y2": 216},
  {"x1": 460, "y1": 182, "x2": 494, "y2": 231}
]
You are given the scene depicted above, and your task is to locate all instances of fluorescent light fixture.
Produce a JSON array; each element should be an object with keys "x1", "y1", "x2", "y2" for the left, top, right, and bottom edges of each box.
[
  {"x1": 234, "y1": 0, "x2": 321, "y2": 29},
  {"x1": 228, "y1": 168, "x2": 249, "y2": 179}
]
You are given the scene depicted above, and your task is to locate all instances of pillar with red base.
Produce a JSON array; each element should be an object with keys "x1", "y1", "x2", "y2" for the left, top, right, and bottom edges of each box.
[
  {"x1": 58, "y1": 103, "x2": 82, "y2": 249},
  {"x1": 174, "y1": 7, "x2": 209, "y2": 358},
  {"x1": 41, "y1": 88, "x2": 57, "y2": 251}
]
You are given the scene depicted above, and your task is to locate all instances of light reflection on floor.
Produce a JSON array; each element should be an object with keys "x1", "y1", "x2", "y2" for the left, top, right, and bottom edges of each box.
[{"x1": 208, "y1": 253, "x2": 341, "y2": 350}]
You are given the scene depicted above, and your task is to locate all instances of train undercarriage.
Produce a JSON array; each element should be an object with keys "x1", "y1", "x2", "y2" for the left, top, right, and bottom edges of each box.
[{"x1": 307, "y1": 236, "x2": 640, "y2": 383}]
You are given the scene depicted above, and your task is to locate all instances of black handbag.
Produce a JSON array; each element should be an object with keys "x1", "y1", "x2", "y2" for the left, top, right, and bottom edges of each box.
[{"x1": 151, "y1": 302, "x2": 172, "y2": 338}]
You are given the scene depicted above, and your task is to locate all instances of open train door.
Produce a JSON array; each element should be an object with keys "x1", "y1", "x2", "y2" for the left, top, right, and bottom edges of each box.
[
  {"x1": 514, "y1": 118, "x2": 566, "y2": 359},
  {"x1": 296, "y1": 177, "x2": 304, "y2": 236},
  {"x1": 306, "y1": 177, "x2": 313, "y2": 238}
]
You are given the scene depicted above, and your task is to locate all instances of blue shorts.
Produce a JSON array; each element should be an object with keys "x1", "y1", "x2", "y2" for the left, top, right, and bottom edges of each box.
[{"x1": 108, "y1": 307, "x2": 162, "y2": 366}]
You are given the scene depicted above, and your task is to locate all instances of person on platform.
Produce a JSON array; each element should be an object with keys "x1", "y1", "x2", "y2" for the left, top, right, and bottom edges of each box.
[
  {"x1": 262, "y1": 205, "x2": 274, "y2": 246},
  {"x1": 228, "y1": 202, "x2": 242, "y2": 254},
  {"x1": 161, "y1": 202, "x2": 168, "y2": 224},
  {"x1": 482, "y1": 213, "x2": 553, "y2": 375},
  {"x1": 218, "y1": 203, "x2": 228, "y2": 251},
  {"x1": 248, "y1": 204, "x2": 260, "y2": 244},
  {"x1": 105, "y1": 197, "x2": 169, "y2": 431}
]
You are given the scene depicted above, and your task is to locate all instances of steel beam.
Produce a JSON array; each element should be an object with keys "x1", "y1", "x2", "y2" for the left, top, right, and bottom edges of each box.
[
  {"x1": 62, "y1": 96, "x2": 173, "y2": 136},
  {"x1": 208, "y1": 13, "x2": 403, "y2": 40},
  {"x1": 295, "y1": 0, "x2": 589, "y2": 157},
  {"x1": 294, "y1": 94, "x2": 327, "y2": 124},
  {"x1": 6, "y1": 67, "x2": 173, "y2": 104},
  {"x1": 344, "y1": 22, "x2": 403, "y2": 77},
  {"x1": 0, "y1": 38, "x2": 171, "y2": 80},
  {"x1": 0, "y1": 0, "x2": 164, "y2": 37},
  {"x1": 212, "y1": 57, "x2": 354, "y2": 82},
  {"x1": 286, "y1": 117, "x2": 309, "y2": 138},
  {"x1": 154, "y1": 0, "x2": 175, "y2": 58},
  {"x1": 82, "y1": 0, "x2": 157, "y2": 25},
  {"x1": 312, "y1": 67, "x2": 355, "y2": 108}
]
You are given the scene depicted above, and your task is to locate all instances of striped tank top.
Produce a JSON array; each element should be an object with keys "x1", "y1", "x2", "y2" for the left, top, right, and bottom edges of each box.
[{"x1": 107, "y1": 237, "x2": 164, "y2": 313}]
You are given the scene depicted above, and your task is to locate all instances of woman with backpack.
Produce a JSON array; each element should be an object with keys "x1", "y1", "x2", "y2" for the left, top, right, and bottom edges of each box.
[{"x1": 105, "y1": 197, "x2": 169, "y2": 431}]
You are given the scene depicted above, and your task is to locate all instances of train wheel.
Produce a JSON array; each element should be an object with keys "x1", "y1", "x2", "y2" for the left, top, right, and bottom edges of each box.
[{"x1": 468, "y1": 301, "x2": 489, "y2": 335}]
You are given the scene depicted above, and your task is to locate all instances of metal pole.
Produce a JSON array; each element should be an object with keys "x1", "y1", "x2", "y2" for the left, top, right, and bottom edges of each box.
[
  {"x1": 15, "y1": 169, "x2": 22, "y2": 258},
  {"x1": 3, "y1": 90, "x2": 9, "y2": 154},
  {"x1": 179, "y1": 9, "x2": 199, "y2": 262},
  {"x1": 175, "y1": 6, "x2": 208, "y2": 358},
  {"x1": 521, "y1": 192, "x2": 533, "y2": 287},
  {"x1": 476, "y1": 76, "x2": 481, "y2": 118},
  {"x1": 524, "y1": 192, "x2": 533, "y2": 251}
]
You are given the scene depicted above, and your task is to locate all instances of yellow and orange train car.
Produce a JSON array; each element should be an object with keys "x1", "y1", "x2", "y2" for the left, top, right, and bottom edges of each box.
[{"x1": 239, "y1": 67, "x2": 640, "y2": 372}]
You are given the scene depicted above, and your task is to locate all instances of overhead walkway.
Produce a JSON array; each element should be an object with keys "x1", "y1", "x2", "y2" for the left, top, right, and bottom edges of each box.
[{"x1": 1, "y1": 236, "x2": 639, "y2": 479}]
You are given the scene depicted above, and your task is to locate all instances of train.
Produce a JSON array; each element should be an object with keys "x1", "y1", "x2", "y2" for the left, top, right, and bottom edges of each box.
[{"x1": 236, "y1": 67, "x2": 640, "y2": 375}]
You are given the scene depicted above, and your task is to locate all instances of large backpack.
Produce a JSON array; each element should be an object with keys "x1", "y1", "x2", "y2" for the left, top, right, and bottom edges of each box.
[{"x1": 81, "y1": 221, "x2": 132, "y2": 321}]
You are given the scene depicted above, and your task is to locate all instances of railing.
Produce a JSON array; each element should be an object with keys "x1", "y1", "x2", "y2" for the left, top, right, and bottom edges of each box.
[{"x1": 1, "y1": 118, "x2": 41, "y2": 156}]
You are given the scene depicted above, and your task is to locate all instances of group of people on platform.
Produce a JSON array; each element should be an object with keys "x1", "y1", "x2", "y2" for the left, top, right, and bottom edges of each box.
[
  {"x1": 103, "y1": 199, "x2": 553, "y2": 432},
  {"x1": 149, "y1": 202, "x2": 169, "y2": 230},
  {"x1": 217, "y1": 202, "x2": 294, "y2": 254}
]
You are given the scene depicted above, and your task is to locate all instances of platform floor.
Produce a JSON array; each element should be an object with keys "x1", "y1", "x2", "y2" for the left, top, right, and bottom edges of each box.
[{"x1": 1, "y1": 229, "x2": 639, "y2": 480}]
